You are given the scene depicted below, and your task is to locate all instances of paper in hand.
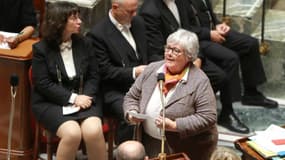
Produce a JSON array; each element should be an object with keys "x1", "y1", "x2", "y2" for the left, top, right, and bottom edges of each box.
[
  {"x1": 62, "y1": 104, "x2": 80, "y2": 115},
  {"x1": 128, "y1": 111, "x2": 151, "y2": 120},
  {"x1": 0, "y1": 31, "x2": 18, "y2": 49}
]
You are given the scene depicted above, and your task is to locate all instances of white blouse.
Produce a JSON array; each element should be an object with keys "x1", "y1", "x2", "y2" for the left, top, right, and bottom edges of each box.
[{"x1": 60, "y1": 40, "x2": 76, "y2": 79}]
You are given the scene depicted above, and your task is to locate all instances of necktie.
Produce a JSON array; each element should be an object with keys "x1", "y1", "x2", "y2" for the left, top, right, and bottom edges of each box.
[
  {"x1": 201, "y1": 0, "x2": 214, "y2": 29},
  {"x1": 166, "y1": 0, "x2": 181, "y2": 25},
  {"x1": 201, "y1": 0, "x2": 207, "y2": 6},
  {"x1": 190, "y1": 3, "x2": 201, "y2": 26}
]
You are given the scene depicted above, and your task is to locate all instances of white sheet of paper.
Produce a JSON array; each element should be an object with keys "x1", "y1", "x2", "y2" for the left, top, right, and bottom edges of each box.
[
  {"x1": 249, "y1": 124, "x2": 285, "y2": 153},
  {"x1": 0, "y1": 31, "x2": 18, "y2": 49},
  {"x1": 128, "y1": 111, "x2": 151, "y2": 120},
  {"x1": 62, "y1": 104, "x2": 80, "y2": 115}
]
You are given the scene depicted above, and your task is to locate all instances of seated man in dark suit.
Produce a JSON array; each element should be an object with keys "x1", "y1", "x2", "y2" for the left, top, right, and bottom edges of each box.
[
  {"x1": 86, "y1": 0, "x2": 149, "y2": 144},
  {"x1": 139, "y1": 0, "x2": 250, "y2": 133},
  {"x1": 185, "y1": 0, "x2": 278, "y2": 106}
]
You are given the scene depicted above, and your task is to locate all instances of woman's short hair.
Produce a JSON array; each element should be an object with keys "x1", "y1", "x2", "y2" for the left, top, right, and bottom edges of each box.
[
  {"x1": 42, "y1": 1, "x2": 80, "y2": 45},
  {"x1": 166, "y1": 29, "x2": 199, "y2": 61},
  {"x1": 210, "y1": 146, "x2": 241, "y2": 160}
]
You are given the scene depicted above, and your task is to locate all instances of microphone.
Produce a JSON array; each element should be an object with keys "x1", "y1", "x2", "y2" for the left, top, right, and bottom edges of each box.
[
  {"x1": 157, "y1": 73, "x2": 167, "y2": 160},
  {"x1": 10, "y1": 74, "x2": 19, "y2": 96},
  {"x1": 7, "y1": 74, "x2": 19, "y2": 160},
  {"x1": 157, "y1": 73, "x2": 165, "y2": 93},
  {"x1": 10, "y1": 73, "x2": 19, "y2": 86}
]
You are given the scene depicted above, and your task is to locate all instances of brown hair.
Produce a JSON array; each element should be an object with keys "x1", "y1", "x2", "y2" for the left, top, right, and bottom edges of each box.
[{"x1": 42, "y1": 1, "x2": 80, "y2": 46}]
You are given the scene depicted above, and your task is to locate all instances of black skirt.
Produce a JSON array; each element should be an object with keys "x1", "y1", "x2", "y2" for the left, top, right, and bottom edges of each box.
[{"x1": 34, "y1": 103, "x2": 102, "y2": 133}]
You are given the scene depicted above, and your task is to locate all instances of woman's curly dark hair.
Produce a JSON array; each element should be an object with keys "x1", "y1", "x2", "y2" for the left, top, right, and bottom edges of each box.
[{"x1": 41, "y1": 1, "x2": 80, "y2": 47}]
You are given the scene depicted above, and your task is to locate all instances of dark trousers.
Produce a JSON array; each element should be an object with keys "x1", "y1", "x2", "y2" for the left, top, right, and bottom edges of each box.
[
  {"x1": 201, "y1": 58, "x2": 234, "y2": 113},
  {"x1": 201, "y1": 30, "x2": 266, "y2": 101}
]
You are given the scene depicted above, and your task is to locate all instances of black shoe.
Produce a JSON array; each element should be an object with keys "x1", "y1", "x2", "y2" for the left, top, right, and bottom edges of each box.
[
  {"x1": 241, "y1": 94, "x2": 278, "y2": 108},
  {"x1": 218, "y1": 113, "x2": 250, "y2": 134}
]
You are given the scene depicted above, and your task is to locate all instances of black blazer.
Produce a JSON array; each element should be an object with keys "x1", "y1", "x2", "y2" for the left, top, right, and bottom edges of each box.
[
  {"x1": 86, "y1": 15, "x2": 148, "y2": 104},
  {"x1": 32, "y1": 36, "x2": 99, "y2": 117},
  {"x1": 186, "y1": 0, "x2": 220, "y2": 41},
  {"x1": 139, "y1": 0, "x2": 205, "y2": 61},
  {"x1": 0, "y1": 0, "x2": 37, "y2": 32}
]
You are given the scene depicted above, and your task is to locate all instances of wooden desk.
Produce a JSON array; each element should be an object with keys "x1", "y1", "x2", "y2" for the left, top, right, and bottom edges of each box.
[
  {"x1": 0, "y1": 39, "x2": 38, "y2": 160},
  {"x1": 234, "y1": 137, "x2": 265, "y2": 160},
  {"x1": 235, "y1": 125, "x2": 285, "y2": 160}
]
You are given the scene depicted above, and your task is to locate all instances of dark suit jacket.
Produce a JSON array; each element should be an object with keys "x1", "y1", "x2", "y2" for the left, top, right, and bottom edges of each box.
[
  {"x1": 186, "y1": 0, "x2": 220, "y2": 41},
  {"x1": 86, "y1": 15, "x2": 148, "y2": 105},
  {"x1": 139, "y1": 0, "x2": 205, "y2": 61},
  {"x1": 32, "y1": 36, "x2": 100, "y2": 119},
  {"x1": 0, "y1": 0, "x2": 37, "y2": 32},
  {"x1": 188, "y1": 0, "x2": 267, "y2": 100}
]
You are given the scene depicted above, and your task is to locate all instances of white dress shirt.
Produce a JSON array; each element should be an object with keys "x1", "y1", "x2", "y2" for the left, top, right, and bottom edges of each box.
[
  {"x1": 109, "y1": 11, "x2": 138, "y2": 55},
  {"x1": 109, "y1": 10, "x2": 139, "y2": 79},
  {"x1": 164, "y1": 0, "x2": 181, "y2": 25},
  {"x1": 60, "y1": 40, "x2": 77, "y2": 103}
]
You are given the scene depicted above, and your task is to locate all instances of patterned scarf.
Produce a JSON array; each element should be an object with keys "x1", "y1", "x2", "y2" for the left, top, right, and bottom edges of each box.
[{"x1": 162, "y1": 66, "x2": 188, "y2": 95}]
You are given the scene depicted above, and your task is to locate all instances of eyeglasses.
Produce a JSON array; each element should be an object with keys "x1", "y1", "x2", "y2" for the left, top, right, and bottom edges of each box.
[{"x1": 164, "y1": 45, "x2": 183, "y2": 57}]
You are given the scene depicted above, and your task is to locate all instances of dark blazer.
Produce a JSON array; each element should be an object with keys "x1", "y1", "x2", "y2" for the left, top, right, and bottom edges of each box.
[
  {"x1": 124, "y1": 61, "x2": 218, "y2": 160},
  {"x1": 188, "y1": 0, "x2": 267, "y2": 100},
  {"x1": 139, "y1": 0, "x2": 205, "y2": 61},
  {"x1": 0, "y1": 0, "x2": 37, "y2": 32},
  {"x1": 32, "y1": 36, "x2": 101, "y2": 125},
  {"x1": 86, "y1": 15, "x2": 148, "y2": 105},
  {"x1": 190, "y1": 0, "x2": 219, "y2": 26},
  {"x1": 186, "y1": 0, "x2": 220, "y2": 41}
]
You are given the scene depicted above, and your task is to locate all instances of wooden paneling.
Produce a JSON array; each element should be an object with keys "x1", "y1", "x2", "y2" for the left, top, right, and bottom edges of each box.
[{"x1": 0, "y1": 39, "x2": 38, "y2": 160}]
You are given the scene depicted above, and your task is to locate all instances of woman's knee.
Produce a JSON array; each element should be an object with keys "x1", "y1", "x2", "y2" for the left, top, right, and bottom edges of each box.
[
  {"x1": 81, "y1": 117, "x2": 103, "y2": 139},
  {"x1": 57, "y1": 121, "x2": 82, "y2": 143}
]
